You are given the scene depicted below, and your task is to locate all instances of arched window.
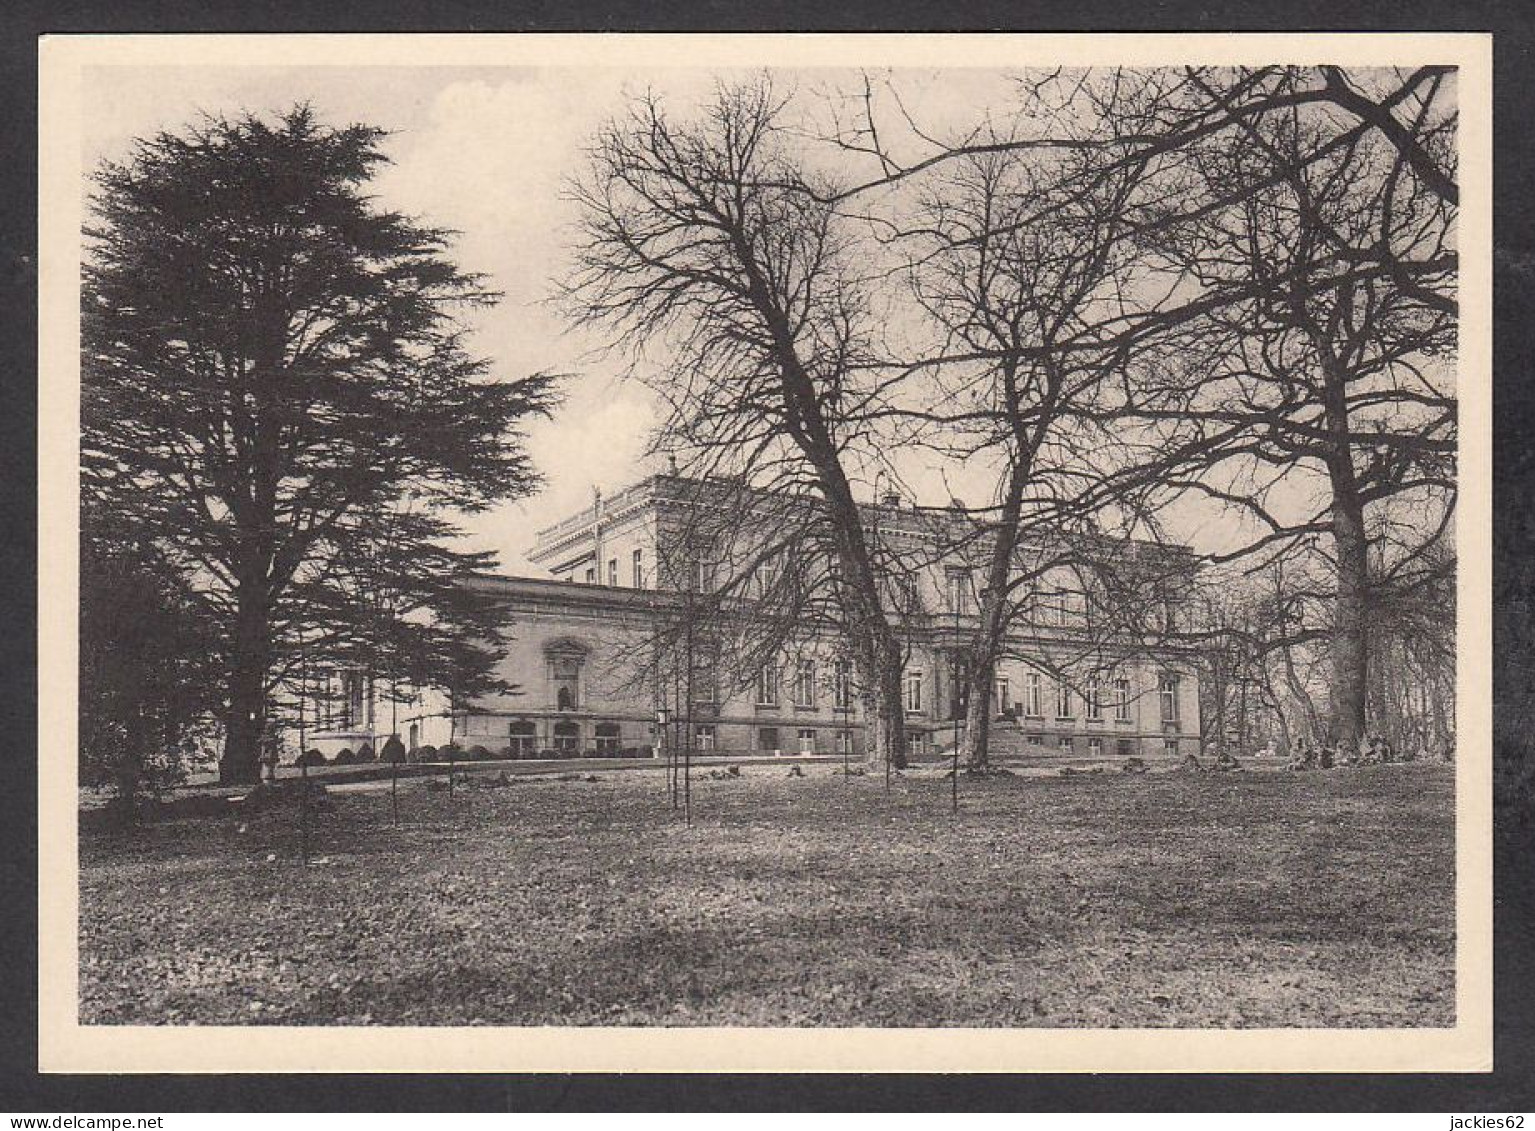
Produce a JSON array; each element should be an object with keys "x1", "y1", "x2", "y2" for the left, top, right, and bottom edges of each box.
[{"x1": 544, "y1": 640, "x2": 588, "y2": 713}]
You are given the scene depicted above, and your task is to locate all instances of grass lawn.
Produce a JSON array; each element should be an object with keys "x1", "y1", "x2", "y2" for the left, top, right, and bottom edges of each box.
[{"x1": 78, "y1": 762, "x2": 1455, "y2": 1027}]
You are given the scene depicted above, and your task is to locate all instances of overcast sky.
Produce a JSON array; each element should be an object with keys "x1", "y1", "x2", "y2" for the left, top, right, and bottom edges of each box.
[{"x1": 78, "y1": 62, "x2": 1277, "y2": 574}]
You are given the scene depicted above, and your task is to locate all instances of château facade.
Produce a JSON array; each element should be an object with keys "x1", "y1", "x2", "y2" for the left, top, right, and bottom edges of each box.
[{"x1": 309, "y1": 473, "x2": 1201, "y2": 761}]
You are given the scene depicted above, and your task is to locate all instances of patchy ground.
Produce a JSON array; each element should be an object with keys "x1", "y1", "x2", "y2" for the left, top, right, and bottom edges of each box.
[{"x1": 78, "y1": 762, "x2": 1455, "y2": 1027}]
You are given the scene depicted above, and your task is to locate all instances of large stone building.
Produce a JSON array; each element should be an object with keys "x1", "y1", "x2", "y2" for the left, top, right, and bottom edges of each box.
[{"x1": 311, "y1": 472, "x2": 1201, "y2": 761}]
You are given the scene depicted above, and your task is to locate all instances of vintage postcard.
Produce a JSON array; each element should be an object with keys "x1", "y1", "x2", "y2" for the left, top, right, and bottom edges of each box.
[{"x1": 36, "y1": 31, "x2": 1492, "y2": 1073}]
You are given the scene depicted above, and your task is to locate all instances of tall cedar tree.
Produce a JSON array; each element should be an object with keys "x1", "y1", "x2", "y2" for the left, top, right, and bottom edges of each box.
[
  {"x1": 80, "y1": 498, "x2": 222, "y2": 807},
  {"x1": 83, "y1": 107, "x2": 557, "y2": 784}
]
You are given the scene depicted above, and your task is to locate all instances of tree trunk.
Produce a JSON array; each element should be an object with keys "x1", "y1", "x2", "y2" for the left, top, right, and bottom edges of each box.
[
  {"x1": 960, "y1": 659, "x2": 995, "y2": 771},
  {"x1": 1312, "y1": 321, "x2": 1371, "y2": 758},
  {"x1": 220, "y1": 589, "x2": 270, "y2": 785},
  {"x1": 862, "y1": 638, "x2": 908, "y2": 770},
  {"x1": 956, "y1": 363, "x2": 1050, "y2": 775},
  {"x1": 221, "y1": 666, "x2": 266, "y2": 786},
  {"x1": 1327, "y1": 464, "x2": 1370, "y2": 757}
]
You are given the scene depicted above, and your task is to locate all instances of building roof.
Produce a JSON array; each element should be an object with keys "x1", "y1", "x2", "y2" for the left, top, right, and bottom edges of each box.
[{"x1": 525, "y1": 470, "x2": 1197, "y2": 573}]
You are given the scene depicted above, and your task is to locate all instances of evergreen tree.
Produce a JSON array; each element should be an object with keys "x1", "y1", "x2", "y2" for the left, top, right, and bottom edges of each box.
[
  {"x1": 83, "y1": 106, "x2": 557, "y2": 784},
  {"x1": 80, "y1": 501, "x2": 221, "y2": 808}
]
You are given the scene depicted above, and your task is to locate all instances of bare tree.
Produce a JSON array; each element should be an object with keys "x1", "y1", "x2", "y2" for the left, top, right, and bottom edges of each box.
[
  {"x1": 894, "y1": 124, "x2": 1172, "y2": 769},
  {"x1": 1128, "y1": 67, "x2": 1456, "y2": 757},
  {"x1": 561, "y1": 80, "x2": 914, "y2": 769}
]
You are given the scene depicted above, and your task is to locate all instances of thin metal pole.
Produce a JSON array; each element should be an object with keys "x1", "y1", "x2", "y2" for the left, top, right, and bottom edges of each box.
[
  {"x1": 952, "y1": 597, "x2": 963, "y2": 815},
  {"x1": 391, "y1": 756, "x2": 399, "y2": 823},
  {"x1": 297, "y1": 647, "x2": 307, "y2": 761},
  {"x1": 670, "y1": 633, "x2": 680, "y2": 809},
  {"x1": 952, "y1": 729, "x2": 959, "y2": 814},
  {"x1": 299, "y1": 758, "x2": 310, "y2": 865},
  {"x1": 683, "y1": 590, "x2": 694, "y2": 827}
]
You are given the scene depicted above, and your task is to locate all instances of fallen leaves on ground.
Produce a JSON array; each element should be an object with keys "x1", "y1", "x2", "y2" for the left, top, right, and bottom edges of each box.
[{"x1": 78, "y1": 763, "x2": 1455, "y2": 1028}]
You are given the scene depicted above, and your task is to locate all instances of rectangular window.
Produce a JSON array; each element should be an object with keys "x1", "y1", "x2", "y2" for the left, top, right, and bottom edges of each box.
[
  {"x1": 1058, "y1": 734, "x2": 1074, "y2": 751},
  {"x1": 1027, "y1": 733, "x2": 1043, "y2": 748},
  {"x1": 1026, "y1": 672, "x2": 1043, "y2": 718},
  {"x1": 1160, "y1": 674, "x2": 1180, "y2": 726},
  {"x1": 1085, "y1": 675, "x2": 1103, "y2": 722},
  {"x1": 757, "y1": 663, "x2": 780, "y2": 707},
  {"x1": 339, "y1": 671, "x2": 359, "y2": 728},
  {"x1": 995, "y1": 677, "x2": 1011, "y2": 715},
  {"x1": 693, "y1": 656, "x2": 716, "y2": 704},
  {"x1": 1020, "y1": 579, "x2": 1038, "y2": 623},
  {"x1": 946, "y1": 570, "x2": 971, "y2": 614},
  {"x1": 909, "y1": 730, "x2": 929, "y2": 755},
  {"x1": 905, "y1": 670, "x2": 923, "y2": 713},
  {"x1": 1042, "y1": 589, "x2": 1082, "y2": 628},
  {"x1": 608, "y1": 558, "x2": 618, "y2": 586},
  {"x1": 584, "y1": 566, "x2": 596, "y2": 584},
  {"x1": 949, "y1": 653, "x2": 969, "y2": 720},
  {"x1": 632, "y1": 548, "x2": 644, "y2": 588},
  {"x1": 833, "y1": 660, "x2": 852, "y2": 710},
  {"x1": 793, "y1": 658, "x2": 816, "y2": 708},
  {"x1": 758, "y1": 727, "x2": 780, "y2": 754},
  {"x1": 1164, "y1": 737, "x2": 1180, "y2": 759},
  {"x1": 695, "y1": 725, "x2": 715, "y2": 751},
  {"x1": 836, "y1": 730, "x2": 854, "y2": 755},
  {"x1": 797, "y1": 728, "x2": 817, "y2": 754},
  {"x1": 1087, "y1": 736, "x2": 1103, "y2": 756},
  {"x1": 1056, "y1": 681, "x2": 1074, "y2": 719},
  {"x1": 1114, "y1": 676, "x2": 1132, "y2": 722},
  {"x1": 1162, "y1": 591, "x2": 1180, "y2": 633},
  {"x1": 1118, "y1": 738, "x2": 1134, "y2": 757}
]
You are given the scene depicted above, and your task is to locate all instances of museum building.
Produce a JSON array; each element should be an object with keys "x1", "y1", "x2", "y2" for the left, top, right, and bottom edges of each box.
[{"x1": 308, "y1": 472, "x2": 1202, "y2": 761}]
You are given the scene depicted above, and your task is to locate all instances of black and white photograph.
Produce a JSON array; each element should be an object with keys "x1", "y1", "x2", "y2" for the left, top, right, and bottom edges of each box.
[{"x1": 36, "y1": 32, "x2": 1491, "y2": 1074}]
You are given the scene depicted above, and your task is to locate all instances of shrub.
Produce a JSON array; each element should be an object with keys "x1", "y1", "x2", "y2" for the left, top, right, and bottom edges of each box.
[
  {"x1": 413, "y1": 744, "x2": 438, "y2": 764},
  {"x1": 294, "y1": 748, "x2": 327, "y2": 768},
  {"x1": 332, "y1": 747, "x2": 356, "y2": 765},
  {"x1": 440, "y1": 743, "x2": 463, "y2": 762},
  {"x1": 355, "y1": 742, "x2": 376, "y2": 763},
  {"x1": 380, "y1": 735, "x2": 407, "y2": 764},
  {"x1": 467, "y1": 744, "x2": 491, "y2": 761}
]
